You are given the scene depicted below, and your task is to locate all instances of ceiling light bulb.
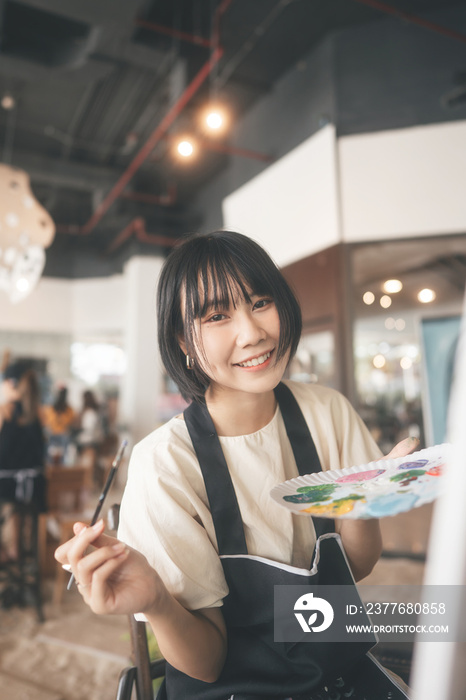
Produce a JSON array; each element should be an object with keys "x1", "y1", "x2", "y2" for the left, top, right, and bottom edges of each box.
[
  {"x1": 385, "y1": 317, "x2": 395, "y2": 330},
  {"x1": 380, "y1": 295, "x2": 392, "y2": 309},
  {"x1": 373, "y1": 354, "x2": 386, "y2": 369},
  {"x1": 363, "y1": 291, "x2": 375, "y2": 305},
  {"x1": 1, "y1": 94, "x2": 15, "y2": 110},
  {"x1": 206, "y1": 111, "x2": 223, "y2": 130},
  {"x1": 400, "y1": 357, "x2": 412, "y2": 370},
  {"x1": 383, "y1": 279, "x2": 403, "y2": 294},
  {"x1": 417, "y1": 288, "x2": 436, "y2": 303},
  {"x1": 177, "y1": 140, "x2": 194, "y2": 157}
]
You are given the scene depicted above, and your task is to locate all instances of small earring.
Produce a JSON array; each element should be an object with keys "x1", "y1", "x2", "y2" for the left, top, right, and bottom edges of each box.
[{"x1": 186, "y1": 354, "x2": 193, "y2": 370}]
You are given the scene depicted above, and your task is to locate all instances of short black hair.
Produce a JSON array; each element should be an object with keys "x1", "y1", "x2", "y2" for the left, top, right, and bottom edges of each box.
[
  {"x1": 3, "y1": 360, "x2": 28, "y2": 384},
  {"x1": 157, "y1": 230, "x2": 302, "y2": 403}
]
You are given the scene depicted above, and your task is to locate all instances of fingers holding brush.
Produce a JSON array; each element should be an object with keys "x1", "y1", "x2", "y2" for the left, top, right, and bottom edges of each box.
[
  {"x1": 54, "y1": 518, "x2": 105, "y2": 568},
  {"x1": 69, "y1": 536, "x2": 160, "y2": 616},
  {"x1": 54, "y1": 519, "x2": 116, "y2": 587},
  {"x1": 54, "y1": 519, "x2": 131, "y2": 608},
  {"x1": 75, "y1": 545, "x2": 132, "y2": 613},
  {"x1": 73, "y1": 542, "x2": 130, "y2": 609}
]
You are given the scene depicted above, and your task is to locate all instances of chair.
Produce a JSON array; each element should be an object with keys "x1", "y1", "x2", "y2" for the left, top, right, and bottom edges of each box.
[
  {"x1": 108, "y1": 505, "x2": 166, "y2": 700},
  {"x1": 38, "y1": 464, "x2": 93, "y2": 604},
  {"x1": 116, "y1": 614, "x2": 166, "y2": 700}
]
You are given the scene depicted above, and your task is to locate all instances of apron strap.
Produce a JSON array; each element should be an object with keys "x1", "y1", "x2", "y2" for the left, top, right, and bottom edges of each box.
[
  {"x1": 273, "y1": 382, "x2": 321, "y2": 476},
  {"x1": 184, "y1": 399, "x2": 248, "y2": 555},
  {"x1": 273, "y1": 383, "x2": 335, "y2": 538}
]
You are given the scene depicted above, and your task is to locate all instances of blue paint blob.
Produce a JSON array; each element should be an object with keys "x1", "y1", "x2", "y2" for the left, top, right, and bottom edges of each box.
[{"x1": 364, "y1": 493, "x2": 418, "y2": 518}]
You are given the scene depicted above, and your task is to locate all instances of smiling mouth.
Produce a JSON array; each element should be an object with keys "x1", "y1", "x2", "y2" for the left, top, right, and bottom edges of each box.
[{"x1": 235, "y1": 350, "x2": 272, "y2": 368}]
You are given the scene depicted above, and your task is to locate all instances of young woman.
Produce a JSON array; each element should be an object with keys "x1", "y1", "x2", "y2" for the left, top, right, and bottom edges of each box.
[
  {"x1": 0, "y1": 362, "x2": 46, "y2": 558},
  {"x1": 42, "y1": 385, "x2": 77, "y2": 463},
  {"x1": 76, "y1": 389, "x2": 103, "y2": 474},
  {"x1": 56, "y1": 231, "x2": 415, "y2": 699}
]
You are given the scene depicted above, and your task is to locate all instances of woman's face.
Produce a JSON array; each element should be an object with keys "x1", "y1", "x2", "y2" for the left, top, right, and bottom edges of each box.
[{"x1": 182, "y1": 286, "x2": 289, "y2": 399}]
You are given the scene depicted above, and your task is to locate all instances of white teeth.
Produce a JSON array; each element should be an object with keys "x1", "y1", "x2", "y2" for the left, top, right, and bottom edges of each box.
[{"x1": 238, "y1": 351, "x2": 271, "y2": 368}]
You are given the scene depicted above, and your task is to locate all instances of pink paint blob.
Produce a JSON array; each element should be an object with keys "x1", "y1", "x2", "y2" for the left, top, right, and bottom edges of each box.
[{"x1": 336, "y1": 468, "x2": 385, "y2": 484}]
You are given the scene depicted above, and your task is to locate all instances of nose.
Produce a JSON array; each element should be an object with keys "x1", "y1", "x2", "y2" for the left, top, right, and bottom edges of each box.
[{"x1": 236, "y1": 310, "x2": 267, "y2": 347}]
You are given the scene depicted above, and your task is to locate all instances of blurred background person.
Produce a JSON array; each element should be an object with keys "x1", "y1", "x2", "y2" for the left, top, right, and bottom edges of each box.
[
  {"x1": 41, "y1": 386, "x2": 77, "y2": 465},
  {"x1": 0, "y1": 362, "x2": 46, "y2": 561},
  {"x1": 76, "y1": 389, "x2": 103, "y2": 480}
]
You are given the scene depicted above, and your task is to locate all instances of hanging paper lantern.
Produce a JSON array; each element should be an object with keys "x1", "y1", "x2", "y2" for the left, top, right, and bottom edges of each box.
[{"x1": 0, "y1": 164, "x2": 55, "y2": 303}]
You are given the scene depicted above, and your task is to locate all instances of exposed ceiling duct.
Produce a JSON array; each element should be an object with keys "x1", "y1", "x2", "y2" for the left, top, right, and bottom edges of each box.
[{"x1": 0, "y1": 0, "x2": 464, "y2": 278}]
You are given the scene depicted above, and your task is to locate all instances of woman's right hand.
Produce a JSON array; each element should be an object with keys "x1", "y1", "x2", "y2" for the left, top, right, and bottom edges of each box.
[
  {"x1": 56, "y1": 520, "x2": 228, "y2": 682},
  {"x1": 54, "y1": 519, "x2": 164, "y2": 616}
]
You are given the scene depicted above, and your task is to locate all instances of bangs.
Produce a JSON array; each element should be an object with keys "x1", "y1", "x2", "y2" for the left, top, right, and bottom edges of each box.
[{"x1": 184, "y1": 247, "x2": 273, "y2": 320}]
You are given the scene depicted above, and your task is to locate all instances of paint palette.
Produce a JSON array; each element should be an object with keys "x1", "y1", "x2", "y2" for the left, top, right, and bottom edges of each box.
[{"x1": 270, "y1": 443, "x2": 451, "y2": 519}]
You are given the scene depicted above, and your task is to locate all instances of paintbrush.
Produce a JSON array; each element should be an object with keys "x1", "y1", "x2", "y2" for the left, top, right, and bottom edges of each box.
[{"x1": 67, "y1": 438, "x2": 128, "y2": 590}]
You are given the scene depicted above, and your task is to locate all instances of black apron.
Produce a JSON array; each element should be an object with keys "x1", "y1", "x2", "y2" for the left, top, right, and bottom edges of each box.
[
  {"x1": 157, "y1": 383, "x2": 406, "y2": 700},
  {"x1": 0, "y1": 402, "x2": 46, "y2": 512}
]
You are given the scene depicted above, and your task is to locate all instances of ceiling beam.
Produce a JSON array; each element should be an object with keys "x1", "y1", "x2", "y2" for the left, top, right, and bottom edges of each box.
[{"x1": 11, "y1": 151, "x2": 121, "y2": 192}]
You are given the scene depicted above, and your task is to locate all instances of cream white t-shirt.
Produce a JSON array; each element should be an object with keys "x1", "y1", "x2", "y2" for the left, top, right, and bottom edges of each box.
[{"x1": 118, "y1": 381, "x2": 382, "y2": 612}]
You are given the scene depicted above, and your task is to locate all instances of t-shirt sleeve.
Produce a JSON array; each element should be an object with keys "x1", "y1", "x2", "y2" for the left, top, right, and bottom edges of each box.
[{"x1": 117, "y1": 437, "x2": 228, "y2": 612}]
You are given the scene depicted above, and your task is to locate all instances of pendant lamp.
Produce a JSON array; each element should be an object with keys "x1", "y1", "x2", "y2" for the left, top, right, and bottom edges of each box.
[{"x1": 0, "y1": 163, "x2": 55, "y2": 303}]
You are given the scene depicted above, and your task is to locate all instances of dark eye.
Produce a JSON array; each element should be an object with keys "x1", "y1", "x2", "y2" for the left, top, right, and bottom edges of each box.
[
  {"x1": 254, "y1": 298, "x2": 272, "y2": 310},
  {"x1": 207, "y1": 313, "x2": 227, "y2": 323}
]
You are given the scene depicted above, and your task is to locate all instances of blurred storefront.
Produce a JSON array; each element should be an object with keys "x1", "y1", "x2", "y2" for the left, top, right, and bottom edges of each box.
[{"x1": 283, "y1": 233, "x2": 466, "y2": 454}]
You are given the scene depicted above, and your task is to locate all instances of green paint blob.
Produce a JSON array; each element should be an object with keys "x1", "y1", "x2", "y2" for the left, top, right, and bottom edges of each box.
[
  {"x1": 285, "y1": 483, "x2": 337, "y2": 504},
  {"x1": 390, "y1": 469, "x2": 425, "y2": 482}
]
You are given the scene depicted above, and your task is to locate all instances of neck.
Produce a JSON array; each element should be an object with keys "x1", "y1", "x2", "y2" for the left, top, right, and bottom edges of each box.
[{"x1": 205, "y1": 385, "x2": 278, "y2": 437}]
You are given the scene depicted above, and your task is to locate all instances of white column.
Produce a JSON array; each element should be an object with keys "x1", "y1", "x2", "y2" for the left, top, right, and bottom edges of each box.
[{"x1": 119, "y1": 255, "x2": 165, "y2": 445}]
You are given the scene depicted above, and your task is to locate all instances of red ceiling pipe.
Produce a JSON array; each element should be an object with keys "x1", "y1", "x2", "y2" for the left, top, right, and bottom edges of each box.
[
  {"x1": 151, "y1": 134, "x2": 273, "y2": 163},
  {"x1": 81, "y1": 46, "x2": 223, "y2": 236},
  {"x1": 134, "y1": 18, "x2": 214, "y2": 49},
  {"x1": 106, "y1": 218, "x2": 143, "y2": 253},
  {"x1": 352, "y1": 0, "x2": 466, "y2": 45},
  {"x1": 82, "y1": 1, "x2": 233, "y2": 237},
  {"x1": 55, "y1": 224, "x2": 83, "y2": 235},
  {"x1": 136, "y1": 224, "x2": 181, "y2": 248},
  {"x1": 57, "y1": 185, "x2": 177, "y2": 235},
  {"x1": 107, "y1": 217, "x2": 179, "y2": 254},
  {"x1": 120, "y1": 183, "x2": 177, "y2": 206}
]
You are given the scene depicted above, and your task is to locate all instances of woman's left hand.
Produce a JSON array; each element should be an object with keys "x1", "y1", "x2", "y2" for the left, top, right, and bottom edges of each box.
[{"x1": 381, "y1": 436, "x2": 420, "y2": 461}]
